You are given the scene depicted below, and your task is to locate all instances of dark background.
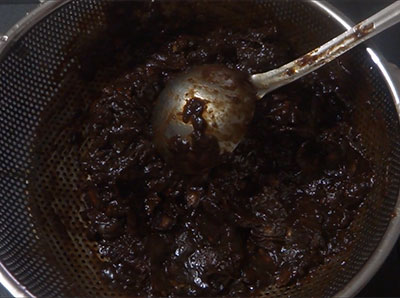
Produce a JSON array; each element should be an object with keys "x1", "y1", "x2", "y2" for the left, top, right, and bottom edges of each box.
[{"x1": 0, "y1": 0, "x2": 399, "y2": 297}]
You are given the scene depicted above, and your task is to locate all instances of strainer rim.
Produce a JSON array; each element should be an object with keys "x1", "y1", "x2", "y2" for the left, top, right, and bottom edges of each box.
[
  {"x1": 0, "y1": 1, "x2": 399, "y2": 297},
  {"x1": 0, "y1": 0, "x2": 72, "y2": 61}
]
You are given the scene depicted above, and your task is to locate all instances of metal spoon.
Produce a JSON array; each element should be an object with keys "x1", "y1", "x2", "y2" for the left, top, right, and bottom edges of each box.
[{"x1": 152, "y1": 2, "x2": 400, "y2": 171}]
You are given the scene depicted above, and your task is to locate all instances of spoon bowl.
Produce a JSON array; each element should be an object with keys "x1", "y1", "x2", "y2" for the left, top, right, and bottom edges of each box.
[{"x1": 152, "y1": 65, "x2": 256, "y2": 157}]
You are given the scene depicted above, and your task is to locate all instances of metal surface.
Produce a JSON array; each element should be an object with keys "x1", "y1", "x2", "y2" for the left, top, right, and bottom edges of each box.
[
  {"x1": 152, "y1": 65, "x2": 256, "y2": 161},
  {"x1": 0, "y1": 0, "x2": 400, "y2": 297}
]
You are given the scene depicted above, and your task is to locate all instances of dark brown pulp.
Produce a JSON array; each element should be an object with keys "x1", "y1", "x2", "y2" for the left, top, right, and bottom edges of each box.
[
  {"x1": 168, "y1": 97, "x2": 221, "y2": 174},
  {"x1": 76, "y1": 2, "x2": 375, "y2": 296}
]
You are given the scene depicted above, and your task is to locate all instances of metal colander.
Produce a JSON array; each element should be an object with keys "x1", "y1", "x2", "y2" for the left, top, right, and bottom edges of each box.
[{"x1": 1, "y1": 0, "x2": 400, "y2": 297}]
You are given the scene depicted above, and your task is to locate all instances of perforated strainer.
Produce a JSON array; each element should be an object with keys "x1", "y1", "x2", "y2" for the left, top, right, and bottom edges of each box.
[{"x1": 1, "y1": 0, "x2": 400, "y2": 297}]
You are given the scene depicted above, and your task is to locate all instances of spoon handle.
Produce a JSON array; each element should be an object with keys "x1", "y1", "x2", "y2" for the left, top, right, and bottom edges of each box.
[{"x1": 251, "y1": 1, "x2": 400, "y2": 99}]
